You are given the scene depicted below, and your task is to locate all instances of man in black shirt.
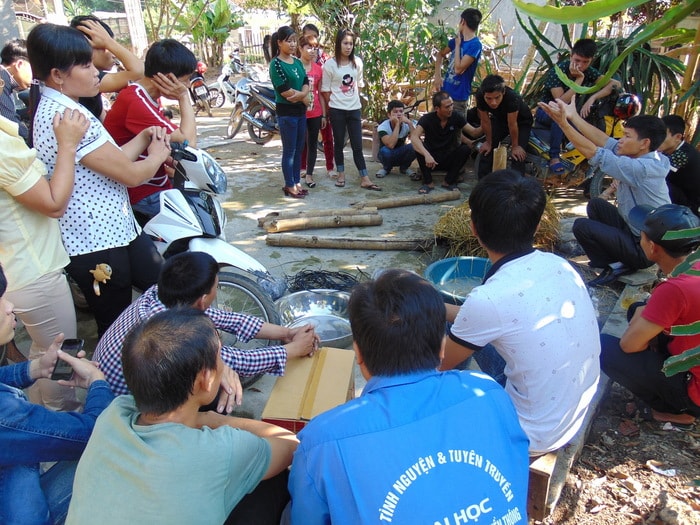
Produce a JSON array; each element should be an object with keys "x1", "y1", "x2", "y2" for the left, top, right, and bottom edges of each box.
[
  {"x1": 476, "y1": 74, "x2": 533, "y2": 179},
  {"x1": 410, "y1": 91, "x2": 472, "y2": 193},
  {"x1": 659, "y1": 115, "x2": 700, "y2": 217}
]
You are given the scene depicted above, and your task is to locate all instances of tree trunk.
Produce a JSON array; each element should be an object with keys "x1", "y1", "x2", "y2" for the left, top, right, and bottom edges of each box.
[{"x1": 266, "y1": 234, "x2": 435, "y2": 251}]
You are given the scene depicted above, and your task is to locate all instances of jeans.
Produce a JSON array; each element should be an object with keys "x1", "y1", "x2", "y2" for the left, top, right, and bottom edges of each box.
[
  {"x1": 535, "y1": 107, "x2": 564, "y2": 159},
  {"x1": 377, "y1": 144, "x2": 416, "y2": 172},
  {"x1": 66, "y1": 231, "x2": 163, "y2": 337},
  {"x1": 473, "y1": 344, "x2": 507, "y2": 387},
  {"x1": 278, "y1": 114, "x2": 307, "y2": 188},
  {"x1": 131, "y1": 192, "x2": 162, "y2": 219},
  {"x1": 0, "y1": 460, "x2": 78, "y2": 525},
  {"x1": 329, "y1": 108, "x2": 367, "y2": 176}
]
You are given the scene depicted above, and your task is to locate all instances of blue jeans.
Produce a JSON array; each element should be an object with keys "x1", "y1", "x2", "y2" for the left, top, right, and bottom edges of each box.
[
  {"x1": 131, "y1": 192, "x2": 162, "y2": 219},
  {"x1": 474, "y1": 344, "x2": 507, "y2": 387},
  {"x1": 535, "y1": 107, "x2": 564, "y2": 159},
  {"x1": 0, "y1": 460, "x2": 78, "y2": 525},
  {"x1": 329, "y1": 108, "x2": 367, "y2": 176},
  {"x1": 377, "y1": 144, "x2": 416, "y2": 172},
  {"x1": 278, "y1": 115, "x2": 307, "y2": 188}
]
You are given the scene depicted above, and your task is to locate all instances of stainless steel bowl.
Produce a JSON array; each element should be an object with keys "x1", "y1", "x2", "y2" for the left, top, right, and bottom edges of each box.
[{"x1": 275, "y1": 289, "x2": 352, "y2": 349}]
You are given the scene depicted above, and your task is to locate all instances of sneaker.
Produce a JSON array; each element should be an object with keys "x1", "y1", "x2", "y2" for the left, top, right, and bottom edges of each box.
[
  {"x1": 376, "y1": 168, "x2": 388, "y2": 178},
  {"x1": 401, "y1": 168, "x2": 416, "y2": 177},
  {"x1": 327, "y1": 170, "x2": 338, "y2": 179}
]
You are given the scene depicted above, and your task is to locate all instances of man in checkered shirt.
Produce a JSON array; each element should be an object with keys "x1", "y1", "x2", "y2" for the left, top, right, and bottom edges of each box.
[{"x1": 94, "y1": 252, "x2": 318, "y2": 411}]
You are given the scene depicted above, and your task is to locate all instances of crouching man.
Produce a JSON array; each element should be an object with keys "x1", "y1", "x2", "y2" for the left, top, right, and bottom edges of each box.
[
  {"x1": 67, "y1": 308, "x2": 298, "y2": 524},
  {"x1": 285, "y1": 269, "x2": 529, "y2": 524}
]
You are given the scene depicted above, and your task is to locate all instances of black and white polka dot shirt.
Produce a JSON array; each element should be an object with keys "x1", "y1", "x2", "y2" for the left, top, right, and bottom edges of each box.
[{"x1": 33, "y1": 87, "x2": 139, "y2": 257}]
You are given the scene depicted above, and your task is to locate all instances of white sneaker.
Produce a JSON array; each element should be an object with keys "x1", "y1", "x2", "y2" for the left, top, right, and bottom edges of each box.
[
  {"x1": 327, "y1": 170, "x2": 338, "y2": 179},
  {"x1": 401, "y1": 168, "x2": 416, "y2": 177},
  {"x1": 376, "y1": 168, "x2": 388, "y2": 178}
]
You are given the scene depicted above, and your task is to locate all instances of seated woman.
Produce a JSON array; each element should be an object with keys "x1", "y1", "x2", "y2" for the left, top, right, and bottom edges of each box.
[
  {"x1": 0, "y1": 264, "x2": 113, "y2": 524},
  {"x1": 27, "y1": 23, "x2": 171, "y2": 336}
]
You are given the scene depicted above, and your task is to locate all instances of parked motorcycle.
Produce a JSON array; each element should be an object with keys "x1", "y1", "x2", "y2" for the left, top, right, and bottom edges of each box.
[
  {"x1": 140, "y1": 142, "x2": 286, "y2": 348},
  {"x1": 189, "y1": 61, "x2": 213, "y2": 117},
  {"x1": 473, "y1": 92, "x2": 638, "y2": 198},
  {"x1": 208, "y1": 63, "x2": 236, "y2": 108},
  {"x1": 242, "y1": 82, "x2": 278, "y2": 144},
  {"x1": 225, "y1": 62, "x2": 270, "y2": 140}
]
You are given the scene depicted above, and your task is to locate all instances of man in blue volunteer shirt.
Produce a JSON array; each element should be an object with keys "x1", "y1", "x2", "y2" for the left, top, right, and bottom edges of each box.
[{"x1": 286, "y1": 269, "x2": 529, "y2": 525}]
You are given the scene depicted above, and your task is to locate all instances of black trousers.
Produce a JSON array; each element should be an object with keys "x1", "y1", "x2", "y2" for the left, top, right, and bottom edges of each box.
[
  {"x1": 572, "y1": 198, "x2": 652, "y2": 269},
  {"x1": 416, "y1": 144, "x2": 471, "y2": 185},
  {"x1": 477, "y1": 120, "x2": 531, "y2": 179},
  {"x1": 225, "y1": 470, "x2": 290, "y2": 525},
  {"x1": 66, "y1": 231, "x2": 163, "y2": 337}
]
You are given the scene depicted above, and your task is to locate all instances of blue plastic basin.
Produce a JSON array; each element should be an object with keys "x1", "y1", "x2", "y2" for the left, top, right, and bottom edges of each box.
[{"x1": 424, "y1": 256, "x2": 491, "y2": 305}]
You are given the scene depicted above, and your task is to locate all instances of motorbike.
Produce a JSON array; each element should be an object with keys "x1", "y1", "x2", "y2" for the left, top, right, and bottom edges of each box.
[
  {"x1": 139, "y1": 142, "x2": 286, "y2": 348},
  {"x1": 189, "y1": 62, "x2": 213, "y2": 117},
  {"x1": 473, "y1": 94, "x2": 627, "y2": 198},
  {"x1": 241, "y1": 82, "x2": 279, "y2": 144},
  {"x1": 208, "y1": 63, "x2": 236, "y2": 108}
]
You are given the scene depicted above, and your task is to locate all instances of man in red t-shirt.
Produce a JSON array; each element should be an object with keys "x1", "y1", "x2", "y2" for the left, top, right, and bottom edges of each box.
[
  {"x1": 104, "y1": 39, "x2": 198, "y2": 218},
  {"x1": 601, "y1": 203, "x2": 700, "y2": 427}
]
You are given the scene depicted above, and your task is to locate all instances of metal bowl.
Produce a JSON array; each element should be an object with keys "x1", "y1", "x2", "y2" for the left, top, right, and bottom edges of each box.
[{"x1": 275, "y1": 289, "x2": 352, "y2": 348}]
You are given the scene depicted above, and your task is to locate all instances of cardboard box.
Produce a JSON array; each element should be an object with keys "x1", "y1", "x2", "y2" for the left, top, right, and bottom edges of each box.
[{"x1": 262, "y1": 347, "x2": 356, "y2": 432}]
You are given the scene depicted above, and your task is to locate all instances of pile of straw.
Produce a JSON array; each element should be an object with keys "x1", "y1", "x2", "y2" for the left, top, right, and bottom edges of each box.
[{"x1": 434, "y1": 197, "x2": 561, "y2": 258}]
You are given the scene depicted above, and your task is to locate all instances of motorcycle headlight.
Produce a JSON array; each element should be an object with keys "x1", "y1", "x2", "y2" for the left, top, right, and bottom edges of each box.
[{"x1": 201, "y1": 151, "x2": 228, "y2": 193}]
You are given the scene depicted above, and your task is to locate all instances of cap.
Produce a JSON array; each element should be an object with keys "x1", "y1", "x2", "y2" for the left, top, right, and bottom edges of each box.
[{"x1": 628, "y1": 204, "x2": 700, "y2": 253}]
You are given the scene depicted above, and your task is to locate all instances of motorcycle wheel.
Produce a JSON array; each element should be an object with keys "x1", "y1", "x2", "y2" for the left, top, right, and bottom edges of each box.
[
  {"x1": 226, "y1": 106, "x2": 245, "y2": 139},
  {"x1": 201, "y1": 97, "x2": 213, "y2": 118},
  {"x1": 215, "y1": 271, "x2": 280, "y2": 347},
  {"x1": 247, "y1": 102, "x2": 275, "y2": 144},
  {"x1": 214, "y1": 271, "x2": 280, "y2": 389},
  {"x1": 210, "y1": 88, "x2": 225, "y2": 108},
  {"x1": 587, "y1": 169, "x2": 614, "y2": 200}
]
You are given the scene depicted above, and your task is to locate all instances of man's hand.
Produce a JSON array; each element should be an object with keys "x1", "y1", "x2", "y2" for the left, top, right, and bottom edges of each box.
[
  {"x1": 75, "y1": 19, "x2": 114, "y2": 50},
  {"x1": 30, "y1": 334, "x2": 63, "y2": 380},
  {"x1": 580, "y1": 98, "x2": 595, "y2": 119},
  {"x1": 285, "y1": 324, "x2": 320, "y2": 358},
  {"x1": 56, "y1": 351, "x2": 106, "y2": 389},
  {"x1": 423, "y1": 152, "x2": 438, "y2": 169},
  {"x1": 480, "y1": 141, "x2": 492, "y2": 157},
  {"x1": 569, "y1": 61, "x2": 585, "y2": 81},
  {"x1": 152, "y1": 72, "x2": 189, "y2": 100},
  {"x1": 432, "y1": 76, "x2": 443, "y2": 93},
  {"x1": 53, "y1": 109, "x2": 89, "y2": 150},
  {"x1": 217, "y1": 366, "x2": 243, "y2": 413},
  {"x1": 511, "y1": 145, "x2": 527, "y2": 162},
  {"x1": 537, "y1": 96, "x2": 577, "y2": 127}
]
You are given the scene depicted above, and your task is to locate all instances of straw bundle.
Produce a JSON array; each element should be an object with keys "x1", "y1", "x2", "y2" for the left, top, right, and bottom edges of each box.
[{"x1": 434, "y1": 196, "x2": 561, "y2": 257}]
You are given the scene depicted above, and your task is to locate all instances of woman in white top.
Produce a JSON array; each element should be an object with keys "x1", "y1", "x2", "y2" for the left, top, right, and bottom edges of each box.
[
  {"x1": 0, "y1": 111, "x2": 87, "y2": 410},
  {"x1": 27, "y1": 23, "x2": 170, "y2": 337},
  {"x1": 321, "y1": 29, "x2": 381, "y2": 191}
]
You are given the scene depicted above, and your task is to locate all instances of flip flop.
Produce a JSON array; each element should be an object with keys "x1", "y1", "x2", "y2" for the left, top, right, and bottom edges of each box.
[
  {"x1": 362, "y1": 183, "x2": 382, "y2": 191},
  {"x1": 549, "y1": 160, "x2": 566, "y2": 174},
  {"x1": 418, "y1": 185, "x2": 433, "y2": 194},
  {"x1": 441, "y1": 184, "x2": 458, "y2": 191},
  {"x1": 335, "y1": 179, "x2": 346, "y2": 187},
  {"x1": 409, "y1": 173, "x2": 422, "y2": 182}
]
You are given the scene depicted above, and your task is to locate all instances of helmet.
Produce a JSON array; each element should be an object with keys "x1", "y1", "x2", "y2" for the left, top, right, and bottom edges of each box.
[
  {"x1": 196, "y1": 61, "x2": 208, "y2": 75},
  {"x1": 614, "y1": 93, "x2": 641, "y2": 120}
]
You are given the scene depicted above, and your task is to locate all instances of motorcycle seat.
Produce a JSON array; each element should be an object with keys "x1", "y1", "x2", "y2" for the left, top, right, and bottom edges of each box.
[{"x1": 253, "y1": 83, "x2": 275, "y2": 100}]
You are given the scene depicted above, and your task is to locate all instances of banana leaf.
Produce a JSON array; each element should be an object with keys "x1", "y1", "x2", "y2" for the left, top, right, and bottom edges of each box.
[
  {"x1": 670, "y1": 321, "x2": 700, "y2": 337},
  {"x1": 512, "y1": 0, "x2": 648, "y2": 24},
  {"x1": 670, "y1": 249, "x2": 700, "y2": 277},
  {"x1": 662, "y1": 346, "x2": 700, "y2": 377}
]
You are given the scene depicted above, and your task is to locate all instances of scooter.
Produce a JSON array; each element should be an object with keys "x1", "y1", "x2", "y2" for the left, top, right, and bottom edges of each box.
[
  {"x1": 189, "y1": 62, "x2": 213, "y2": 117},
  {"x1": 225, "y1": 63, "x2": 270, "y2": 140},
  {"x1": 208, "y1": 63, "x2": 236, "y2": 108},
  {"x1": 242, "y1": 82, "x2": 278, "y2": 144},
  {"x1": 140, "y1": 142, "x2": 286, "y2": 338}
]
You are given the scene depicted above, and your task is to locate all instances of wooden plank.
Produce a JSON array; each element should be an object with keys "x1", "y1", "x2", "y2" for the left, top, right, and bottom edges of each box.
[
  {"x1": 528, "y1": 453, "x2": 557, "y2": 521},
  {"x1": 350, "y1": 191, "x2": 462, "y2": 210},
  {"x1": 266, "y1": 234, "x2": 434, "y2": 251},
  {"x1": 257, "y1": 208, "x2": 378, "y2": 227},
  {"x1": 262, "y1": 214, "x2": 382, "y2": 233}
]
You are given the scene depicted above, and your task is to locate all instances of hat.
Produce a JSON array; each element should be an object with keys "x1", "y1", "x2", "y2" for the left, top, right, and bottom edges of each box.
[{"x1": 628, "y1": 204, "x2": 700, "y2": 253}]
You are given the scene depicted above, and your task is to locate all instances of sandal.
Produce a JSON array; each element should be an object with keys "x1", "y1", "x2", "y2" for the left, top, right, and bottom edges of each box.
[
  {"x1": 335, "y1": 178, "x2": 346, "y2": 187},
  {"x1": 305, "y1": 176, "x2": 316, "y2": 188},
  {"x1": 549, "y1": 159, "x2": 566, "y2": 174},
  {"x1": 409, "y1": 172, "x2": 422, "y2": 182},
  {"x1": 418, "y1": 185, "x2": 433, "y2": 194},
  {"x1": 441, "y1": 183, "x2": 458, "y2": 191},
  {"x1": 361, "y1": 183, "x2": 382, "y2": 191}
]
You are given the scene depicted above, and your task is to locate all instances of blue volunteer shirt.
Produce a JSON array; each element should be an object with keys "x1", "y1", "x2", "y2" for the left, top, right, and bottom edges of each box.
[
  {"x1": 287, "y1": 369, "x2": 529, "y2": 525},
  {"x1": 443, "y1": 37, "x2": 482, "y2": 101}
]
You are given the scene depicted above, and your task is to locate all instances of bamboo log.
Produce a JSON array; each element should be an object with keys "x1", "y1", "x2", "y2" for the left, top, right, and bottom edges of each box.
[
  {"x1": 493, "y1": 144, "x2": 508, "y2": 171},
  {"x1": 266, "y1": 234, "x2": 434, "y2": 251},
  {"x1": 257, "y1": 207, "x2": 378, "y2": 227},
  {"x1": 351, "y1": 190, "x2": 462, "y2": 209},
  {"x1": 263, "y1": 214, "x2": 382, "y2": 233}
]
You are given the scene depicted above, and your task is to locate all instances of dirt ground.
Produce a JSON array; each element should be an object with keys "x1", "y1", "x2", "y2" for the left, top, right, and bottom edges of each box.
[{"x1": 192, "y1": 105, "x2": 700, "y2": 525}]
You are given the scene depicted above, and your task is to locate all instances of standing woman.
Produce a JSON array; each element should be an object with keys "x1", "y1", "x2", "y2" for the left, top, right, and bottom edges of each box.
[
  {"x1": 322, "y1": 29, "x2": 380, "y2": 191},
  {"x1": 27, "y1": 24, "x2": 171, "y2": 337},
  {"x1": 269, "y1": 26, "x2": 309, "y2": 199},
  {"x1": 297, "y1": 34, "x2": 326, "y2": 188}
]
